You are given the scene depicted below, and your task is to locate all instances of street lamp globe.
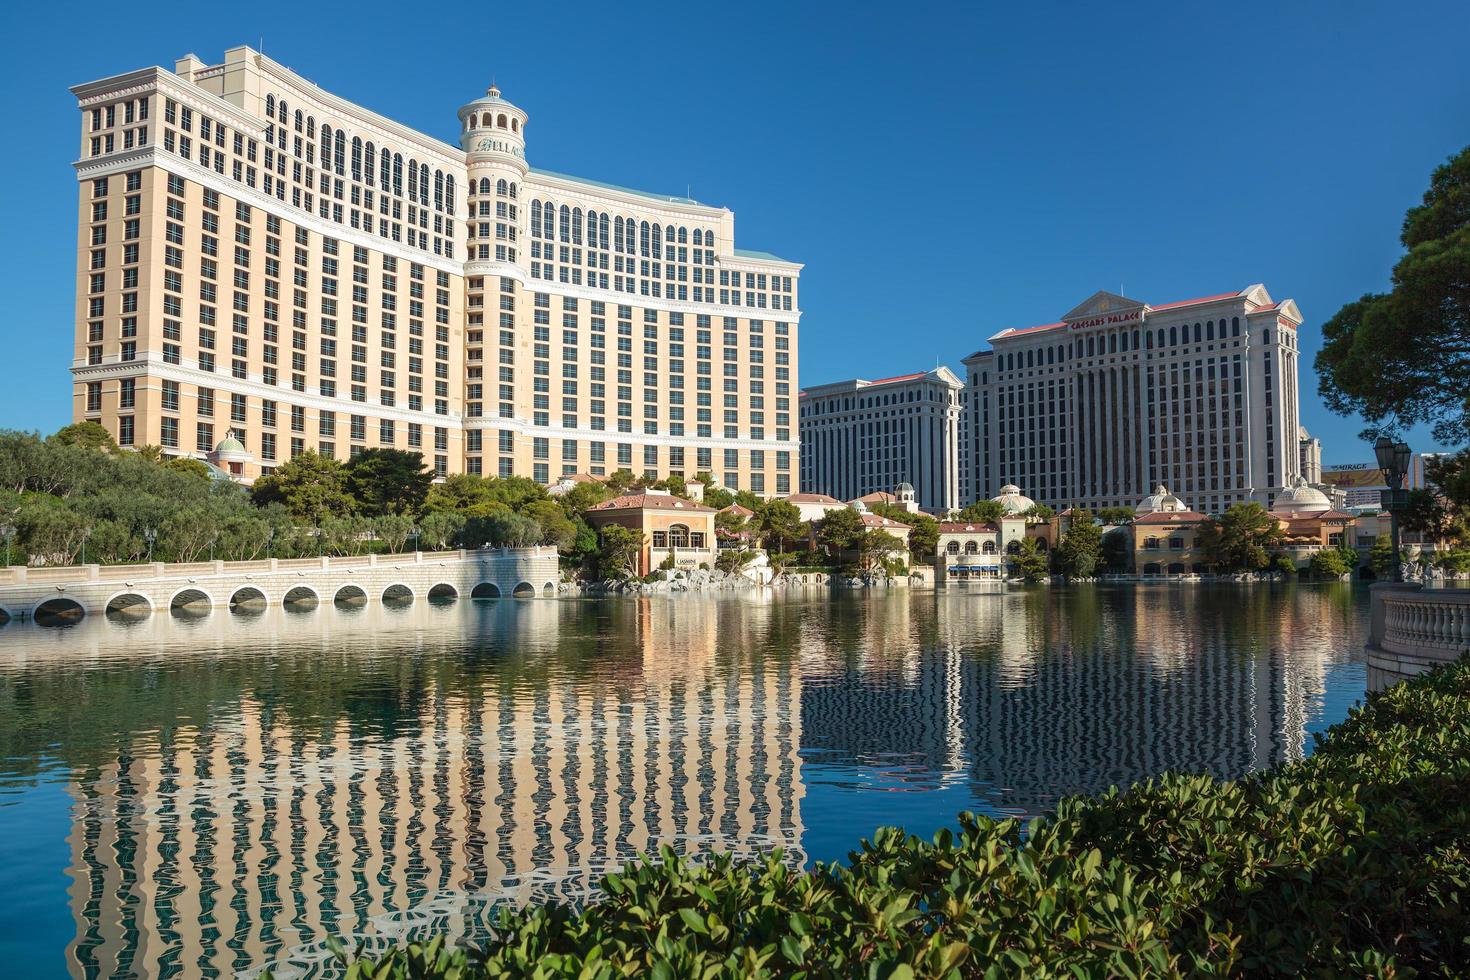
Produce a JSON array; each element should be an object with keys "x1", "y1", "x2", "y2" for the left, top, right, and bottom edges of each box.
[{"x1": 1374, "y1": 435, "x2": 1396, "y2": 476}]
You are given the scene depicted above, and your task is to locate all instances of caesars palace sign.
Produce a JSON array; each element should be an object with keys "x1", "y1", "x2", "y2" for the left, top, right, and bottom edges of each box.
[{"x1": 1068, "y1": 308, "x2": 1144, "y2": 330}]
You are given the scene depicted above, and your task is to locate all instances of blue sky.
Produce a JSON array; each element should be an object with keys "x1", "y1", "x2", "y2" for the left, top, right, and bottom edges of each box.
[{"x1": 2, "y1": 0, "x2": 1467, "y2": 464}]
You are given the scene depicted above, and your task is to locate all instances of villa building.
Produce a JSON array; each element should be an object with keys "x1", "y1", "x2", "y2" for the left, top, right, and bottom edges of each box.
[
  {"x1": 69, "y1": 47, "x2": 800, "y2": 493},
  {"x1": 584, "y1": 489, "x2": 716, "y2": 576},
  {"x1": 960, "y1": 286, "x2": 1305, "y2": 515},
  {"x1": 1131, "y1": 485, "x2": 1209, "y2": 576},
  {"x1": 799, "y1": 368, "x2": 962, "y2": 513}
]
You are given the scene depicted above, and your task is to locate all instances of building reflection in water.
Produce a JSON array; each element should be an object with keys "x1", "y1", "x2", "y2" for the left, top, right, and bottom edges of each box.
[
  {"x1": 0, "y1": 585, "x2": 1366, "y2": 978},
  {"x1": 8, "y1": 599, "x2": 803, "y2": 978}
]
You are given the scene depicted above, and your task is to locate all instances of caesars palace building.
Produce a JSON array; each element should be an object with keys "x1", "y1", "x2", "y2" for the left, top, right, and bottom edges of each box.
[
  {"x1": 69, "y1": 47, "x2": 801, "y2": 493},
  {"x1": 960, "y1": 286, "x2": 1305, "y2": 515}
]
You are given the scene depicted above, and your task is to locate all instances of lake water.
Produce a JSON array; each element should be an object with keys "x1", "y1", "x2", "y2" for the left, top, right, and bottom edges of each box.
[{"x1": 0, "y1": 583, "x2": 1369, "y2": 978}]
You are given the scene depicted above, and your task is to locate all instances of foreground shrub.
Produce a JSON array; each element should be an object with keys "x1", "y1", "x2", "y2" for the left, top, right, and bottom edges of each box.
[{"x1": 319, "y1": 657, "x2": 1470, "y2": 978}]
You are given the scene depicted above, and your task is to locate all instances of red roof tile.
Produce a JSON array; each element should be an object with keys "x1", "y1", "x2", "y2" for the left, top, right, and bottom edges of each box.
[
  {"x1": 937, "y1": 521, "x2": 999, "y2": 533},
  {"x1": 587, "y1": 492, "x2": 714, "y2": 513},
  {"x1": 1146, "y1": 291, "x2": 1241, "y2": 312},
  {"x1": 1133, "y1": 511, "x2": 1207, "y2": 525}
]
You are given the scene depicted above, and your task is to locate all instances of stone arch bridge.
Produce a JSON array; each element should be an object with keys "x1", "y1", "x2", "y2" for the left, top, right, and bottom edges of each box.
[{"x1": 0, "y1": 547, "x2": 561, "y2": 625}]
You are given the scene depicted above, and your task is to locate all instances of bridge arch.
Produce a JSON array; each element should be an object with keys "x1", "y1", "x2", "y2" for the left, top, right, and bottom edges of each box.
[
  {"x1": 229, "y1": 586, "x2": 268, "y2": 612},
  {"x1": 282, "y1": 585, "x2": 321, "y2": 609},
  {"x1": 0, "y1": 603, "x2": 12, "y2": 625},
  {"x1": 333, "y1": 584, "x2": 368, "y2": 607},
  {"x1": 542, "y1": 581, "x2": 556, "y2": 597},
  {"x1": 169, "y1": 588, "x2": 215, "y2": 616},
  {"x1": 471, "y1": 582, "x2": 500, "y2": 600},
  {"x1": 427, "y1": 583, "x2": 458, "y2": 604},
  {"x1": 33, "y1": 596, "x2": 86, "y2": 626},
  {"x1": 104, "y1": 592, "x2": 154, "y2": 619},
  {"x1": 512, "y1": 581, "x2": 536, "y2": 599},
  {"x1": 381, "y1": 584, "x2": 414, "y2": 605}
]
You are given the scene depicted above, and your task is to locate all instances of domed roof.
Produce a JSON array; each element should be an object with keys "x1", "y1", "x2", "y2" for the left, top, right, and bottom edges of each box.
[
  {"x1": 991, "y1": 484, "x2": 1035, "y2": 515},
  {"x1": 896, "y1": 482, "x2": 914, "y2": 494},
  {"x1": 1273, "y1": 477, "x2": 1330, "y2": 515},
  {"x1": 212, "y1": 430, "x2": 249, "y2": 458},
  {"x1": 1135, "y1": 484, "x2": 1188, "y2": 516}
]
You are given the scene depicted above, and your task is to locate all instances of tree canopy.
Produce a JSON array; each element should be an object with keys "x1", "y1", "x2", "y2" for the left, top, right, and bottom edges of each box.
[
  {"x1": 1055, "y1": 510, "x2": 1103, "y2": 578},
  {"x1": 1196, "y1": 503, "x2": 1284, "y2": 572},
  {"x1": 344, "y1": 449, "x2": 434, "y2": 516},
  {"x1": 1316, "y1": 144, "x2": 1470, "y2": 449}
]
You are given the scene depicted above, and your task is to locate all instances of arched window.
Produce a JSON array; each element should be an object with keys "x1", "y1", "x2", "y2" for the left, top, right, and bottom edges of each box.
[
  {"x1": 639, "y1": 221, "x2": 650, "y2": 256},
  {"x1": 497, "y1": 113, "x2": 508, "y2": 128},
  {"x1": 668, "y1": 524, "x2": 690, "y2": 548},
  {"x1": 571, "y1": 207, "x2": 583, "y2": 245},
  {"x1": 496, "y1": 178, "x2": 507, "y2": 195},
  {"x1": 508, "y1": 182, "x2": 517, "y2": 199},
  {"x1": 559, "y1": 204, "x2": 570, "y2": 242},
  {"x1": 1206, "y1": 320, "x2": 1214, "y2": 341},
  {"x1": 364, "y1": 142, "x2": 375, "y2": 183},
  {"x1": 419, "y1": 164, "x2": 429, "y2": 204},
  {"x1": 1169, "y1": 326, "x2": 1178, "y2": 346},
  {"x1": 380, "y1": 148, "x2": 391, "y2": 191},
  {"x1": 652, "y1": 223, "x2": 663, "y2": 256},
  {"x1": 599, "y1": 213, "x2": 609, "y2": 249},
  {"x1": 469, "y1": 113, "x2": 477, "y2": 129},
  {"x1": 320, "y1": 125, "x2": 332, "y2": 169},
  {"x1": 964, "y1": 541, "x2": 978, "y2": 554},
  {"x1": 1232, "y1": 316, "x2": 1240, "y2": 336},
  {"x1": 407, "y1": 159, "x2": 418, "y2": 200},
  {"x1": 265, "y1": 94, "x2": 275, "y2": 118},
  {"x1": 511, "y1": 118, "x2": 519, "y2": 132},
  {"x1": 278, "y1": 100, "x2": 288, "y2": 124},
  {"x1": 294, "y1": 109, "x2": 303, "y2": 132},
  {"x1": 333, "y1": 130, "x2": 345, "y2": 176},
  {"x1": 307, "y1": 116, "x2": 316, "y2": 139},
  {"x1": 982, "y1": 541, "x2": 996, "y2": 555},
  {"x1": 530, "y1": 200, "x2": 541, "y2": 238},
  {"x1": 445, "y1": 175, "x2": 455, "y2": 213},
  {"x1": 434, "y1": 170, "x2": 445, "y2": 210},
  {"x1": 351, "y1": 137, "x2": 363, "y2": 180},
  {"x1": 1006, "y1": 540, "x2": 1021, "y2": 555},
  {"x1": 392, "y1": 154, "x2": 403, "y2": 196},
  {"x1": 946, "y1": 541, "x2": 960, "y2": 555},
  {"x1": 614, "y1": 216, "x2": 624, "y2": 252}
]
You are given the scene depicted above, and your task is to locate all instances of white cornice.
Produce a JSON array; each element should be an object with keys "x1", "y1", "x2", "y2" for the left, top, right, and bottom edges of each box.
[
  {"x1": 527, "y1": 171, "x2": 728, "y2": 222},
  {"x1": 464, "y1": 415, "x2": 797, "y2": 453},
  {"x1": 73, "y1": 68, "x2": 266, "y2": 137},
  {"x1": 519, "y1": 276, "x2": 802, "y2": 323}
]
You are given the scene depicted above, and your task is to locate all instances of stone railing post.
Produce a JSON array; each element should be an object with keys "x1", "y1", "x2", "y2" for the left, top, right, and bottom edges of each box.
[{"x1": 87, "y1": 564, "x2": 100, "y2": 581}]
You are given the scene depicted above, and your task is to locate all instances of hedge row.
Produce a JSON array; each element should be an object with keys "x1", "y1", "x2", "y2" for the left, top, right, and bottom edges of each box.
[{"x1": 312, "y1": 656, "x2": 1470, "y2": 978}]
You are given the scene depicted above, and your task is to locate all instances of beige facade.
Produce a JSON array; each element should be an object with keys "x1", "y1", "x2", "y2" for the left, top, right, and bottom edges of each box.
[
  {"x1": 70, "y1": 47, "x2": 801, "y2": 494},
  {"x1": 583, "y1": 490, "x2": 718, "y2": 576}
]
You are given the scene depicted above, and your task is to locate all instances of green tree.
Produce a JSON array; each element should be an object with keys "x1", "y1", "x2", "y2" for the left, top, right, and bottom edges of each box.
[
  {"x1": 604, "y1": 469, "x2": 637, "y2": 495},
  {"x1": 1310, "y1": 548, "x2": 1353, "y2": 579},
  {"x1": 375, "y1": 514, "x2": 415, "y2": 554},
  {"x1": 465, "y1": 511, "x2": 542, "y2": 549},
  {"x1": 1101, "y1": 527, "x2": 1132, "y2": 573},
  {"x1": 418, "y1": 511, "x2": 466, "y2": 551},
  {"x1": 956, "y1": 499, "x2": 1006, "y2": 523},
  {"x1": 1055, "y1": 510, "x2": 1103, "y2": 578},
  {"x1": 250, "y1": 450, "x2": 354, "y2": 524},
  {"x1": 164, "y1": 457, "x2": 212, "y2": 481},
  {"x1": 1316, "y1": 145, "x2": 1470, "y2": 449},
  {"x1": 1096, "y1": 507, "x2": 1136, "y2": 526},
  {"x1": 1023, "y1": 503, "x2": 1055, "y2": 521},
  {"x1": 755, "y1": 498, "x2": 804, "y2": 552},
  {"x1": 1369, "y1": 535, "x2": 1399, "y2": 578},
  {"x1": 715, "y1": 548, "x2": 752, "y2": 574},
  {"x1": 1196, "y1": 503, "x2": 1284, "y2": 572},
  {"x1": 523, "y1": 498, "x2": 578, "y2": 552},
  {"x1": 344, "y1": 449, "x2": 433, "y2": 516},
  {"x1": 596, "y1": 523, "x2": 643, "y2": 579},
  {"x1": 51, "y1": 421, "x2": 116, "y2": 452},
  {"x1": 904, "y1": 514, "x2": 939, "y2": 558},
  {"x1": 1011, "y1": 537, "x2": 1050, "y2": 583},
  {"x1": 816, "y1": 507, "x2": 864, "y2": 557},
  {"x1": 858, "y1": 529, "x2": 903, "y2": 573}
]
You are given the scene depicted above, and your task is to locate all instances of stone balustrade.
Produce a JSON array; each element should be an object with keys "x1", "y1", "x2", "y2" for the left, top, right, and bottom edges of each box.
[{"x1": 1366, "y1": 583, "x2": 1470, "y2": 691}]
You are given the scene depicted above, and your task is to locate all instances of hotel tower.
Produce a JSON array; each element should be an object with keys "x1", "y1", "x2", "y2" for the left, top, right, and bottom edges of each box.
[{"x1": 70, "y1": 47, "x2": 801, "y2": 493}]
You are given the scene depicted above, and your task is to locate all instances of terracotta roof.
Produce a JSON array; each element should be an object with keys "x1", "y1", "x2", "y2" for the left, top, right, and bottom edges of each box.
[
  {"x1": 855, "y1": 490, "x2": 897, "y2": 503},
  {"x1": 785, "y1": 492, "x2": 844, "y2": 505},
  {"x1": 586, "y1": 492, "x2": 714, "y2": 513},
  {"x1": 859, "y1": 513, "x2": 910, "y2": 530},
  {"x1": 719, "y1": 503, "x2": 754, "y2": 517},
  {"x1": 990, "y1": 290, "x2": 1249, "y2": 344},
  {"x1": 937, "y1": 521, "x2": 999, "y2": 533},
  {"x1": 1146, "y1": 291, "x2": 1241, "y2": 312},
  {"x1": 1133, "y1": 511, "x2": 1207, "y2": 526},
  {"x1": 865, "y1": 372, "x2": 926, "y2": 386}
]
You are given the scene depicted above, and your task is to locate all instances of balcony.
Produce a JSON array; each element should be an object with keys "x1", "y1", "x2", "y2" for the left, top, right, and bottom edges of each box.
[{"x1": 1367, "y1": 583, "x2": 1470, "y2": 691}]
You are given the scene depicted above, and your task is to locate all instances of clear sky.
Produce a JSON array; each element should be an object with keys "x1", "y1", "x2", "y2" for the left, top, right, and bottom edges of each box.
[{"x1": 3, "y1": 0, "x2": 1467, "y2": 464}]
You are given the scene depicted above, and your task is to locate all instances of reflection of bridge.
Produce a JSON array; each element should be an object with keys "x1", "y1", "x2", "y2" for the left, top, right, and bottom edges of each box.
[{"x1": 0, "y1": 547, "x2": 561, "y2": 623}]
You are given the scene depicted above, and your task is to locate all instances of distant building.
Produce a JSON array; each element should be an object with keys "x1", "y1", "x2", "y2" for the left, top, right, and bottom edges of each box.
[
  {"x1": 799, "y1": 367, "x2": 962, "y2": 513},
  {"x1": 1298, "y1": 428, "x2": 1322, "y2": 485},
  {"x1": 584, "y1": 489, "x2": 716, "y2": 576},
  {"x1": 960, "y1": 285, "x2": 1305, "y2": 516}
]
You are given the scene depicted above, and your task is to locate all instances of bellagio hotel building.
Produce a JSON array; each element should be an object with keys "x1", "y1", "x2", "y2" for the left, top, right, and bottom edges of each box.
[{"x1": 69, "y1": 47, "x2": 801, "y2": 493}]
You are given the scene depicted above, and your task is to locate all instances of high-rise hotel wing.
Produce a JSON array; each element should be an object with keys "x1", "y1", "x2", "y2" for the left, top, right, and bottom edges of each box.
[
  {"x1": 960, "y1": 287, "x2": 1305, "y2": 515},
  {"x1": 70, "y1": 47, "x2": 800, "y2": 493}
]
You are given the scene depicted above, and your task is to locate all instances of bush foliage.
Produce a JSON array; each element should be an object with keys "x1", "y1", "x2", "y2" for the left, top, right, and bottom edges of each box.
[{"x1": 313, "y1": 658, "x2": 1470, "y2": 978}]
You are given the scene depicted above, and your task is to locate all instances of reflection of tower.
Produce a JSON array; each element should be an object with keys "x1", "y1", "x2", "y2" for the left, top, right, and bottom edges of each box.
[{"x1": 60, "y1": 600, "x2": 805, "y2": 977}]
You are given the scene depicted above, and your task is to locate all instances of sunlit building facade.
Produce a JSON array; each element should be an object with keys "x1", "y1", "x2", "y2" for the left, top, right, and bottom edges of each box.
[
  {"x1": 70, "y1": 47, "x2": 801, "y2": 492},
  {"x1": 959, "y1": 286, "x2": 1304, "y2": 514}
]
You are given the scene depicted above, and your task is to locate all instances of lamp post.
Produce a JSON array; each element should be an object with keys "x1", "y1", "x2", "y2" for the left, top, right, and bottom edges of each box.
[
  {"x1": 1374, "y1": 436, "x2": 1413, "y2": 582},
  {"x1": 265, "y1": 526, "x2": 275, "y2": 559},
  {"x1": 142, "y1": 527, "x2": 156, "y2": 564},
  {"x1": 81, "y1": 526, "x2": 93, "y2": 566},
  {"x1": 409, "y1": 526, "x2": 420, "y2": 553},
  {"x1": 0, "y1": 524, "x2": 15, "y2": 568}
]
